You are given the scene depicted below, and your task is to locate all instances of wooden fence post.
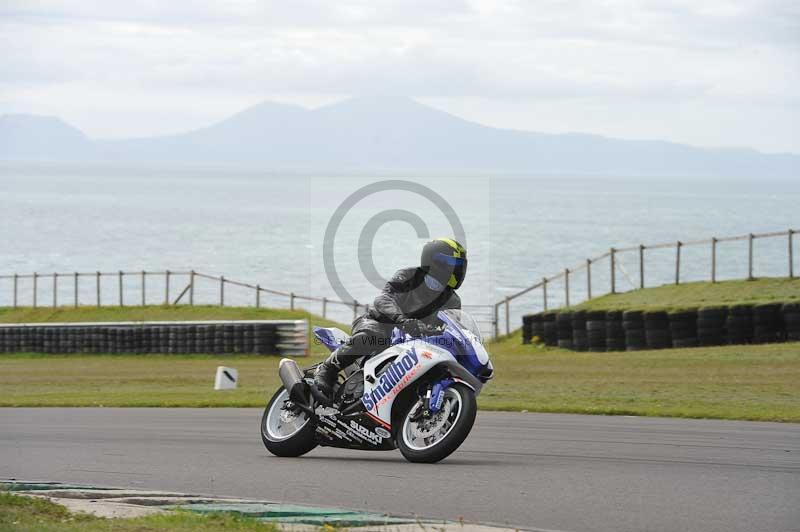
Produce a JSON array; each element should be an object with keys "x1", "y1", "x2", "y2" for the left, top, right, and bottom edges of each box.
[
  {"x1": 165, "y1": 270, "x2": 170, "y2": 305},
  {"x1": 675, "y1": 241, "x2": 682, "y2": 285},
  {"x1": 290, "y1": 292, "x2": 295, "y2": 311},
  {"x1": 504, "y1": 296, "x2": 510, "y2": 335},
  {"x1": 564, "y1": 269, "x2": 570, "y2": 307},
  {"x1": 189, "y1": 270, "x2": 195, "y2": 305},
  {"x1": 789, "y1": 229, "x2": 794, "y2": 278},
  {"x1": 639, "y1": 245, "x2": 645, "y2": 289},
  {"x1": 542, "y1": 277, "x2": 548, "y2": 311},
  {"x1": 118, "y1": 271, "x2": 124, "y2": 306},
  {"x1": 141, "y1": 271, "x2": 146, "y2": 306},
  {"x1": 711, "y1": 237, "x2": 717, "y2": 283},
  {"x1": 748, "y1": 233, "x2": 754, "y2": 280},
  {"x1": 219, "y1": 276, "x2": 225, "y2": 306},
  {"x1": 493, "y1": 303, "x2": 500, "y2": 338},
  {"x1": 53, "y1": 273, "x2": 58, "y2": 307},
  {"x1": 13, "y1": 273, "x2": 18, "y2": 308},
  {"x1": 96, "y1": 271, "x2": 101, "y2": 306},
  {"x1": 256, "y1": 285, "x2": 261, "y2": 308},
  {"x1": 322, "y1": 297, "x2": 327, "y2": 318},
  {"x1": 610, "y1": 248, "x2": 616, "y2": 294},
  {"x1": 33, "y1": 272, "x2": 38, "y2": 308},
  {"x1": 74, "y1": 272, "x2": 78, "y2": 308},
  {"x1": 586, "y1": 259, "x2": 592, "y2": 299}
]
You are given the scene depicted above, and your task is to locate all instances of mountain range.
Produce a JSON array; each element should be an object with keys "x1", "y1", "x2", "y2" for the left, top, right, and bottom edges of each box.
[{"x1": 1, "y1": 95, "x2": 797, "y2": 178}]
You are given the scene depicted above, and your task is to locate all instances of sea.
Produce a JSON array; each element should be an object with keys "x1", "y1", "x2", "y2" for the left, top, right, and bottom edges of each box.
[{"x1": 2, "y1": 164, "x2": 798, "y2": 334}]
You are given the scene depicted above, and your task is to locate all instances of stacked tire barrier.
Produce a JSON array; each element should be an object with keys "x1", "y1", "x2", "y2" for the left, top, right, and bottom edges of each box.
[
  {"x1": 726, "y1": 306, "x2": 753, "y2": 345},
  {"x1": 785, "y1": 303, "x2": 800, "y2": 341},
  {"x1": 697, "y1": 307, "x2": 726, "y2": 346},
  {"x1": 753, "y1": 303, "x2": 783, "y2": 343},
  {"x1": 585, "y1": 311, "x2": 606, "y2": 352},
  {"x1": 542, "y1": 312, "x2": 558, "y2": 346},
  {"x1": 0, "y1": 320, "x2": 309, "y2": 356},
  {"x1": 556, "y1": 313, "x2": 573, "y2": 349},
  {"x1": 521, "y1": 314, "x2": 533, "y2": 344},
  {"x1": 622, "y1": 310, "x2": 646, "y2": 351},
  {"x1": 605, "y1": 311, "x2": 625, "y2": 351},
  {"x1": 571, "y1": 311, "x2": 588, "y2": 351},
  {"x1": 669, "y1": 310, "x2": 698, "y2": 348},
  {"x1": 521, "y1": 302, "x2": 799, "y2": 351},
  {"x1": 643, "y1": 311, "x2": 671, "y2": 349}
]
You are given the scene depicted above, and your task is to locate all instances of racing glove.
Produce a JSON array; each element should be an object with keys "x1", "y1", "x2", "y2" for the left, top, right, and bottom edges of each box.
[{"x1": 401, "y1": 318, "x2": 439, "y2": 337}]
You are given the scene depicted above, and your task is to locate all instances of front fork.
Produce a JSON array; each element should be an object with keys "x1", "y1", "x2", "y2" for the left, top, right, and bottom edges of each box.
[{"x1": 411, "y1": 377, "x2": 455, "y2": 420}]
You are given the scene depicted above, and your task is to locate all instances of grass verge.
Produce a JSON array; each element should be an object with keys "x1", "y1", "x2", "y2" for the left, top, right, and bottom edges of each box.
[
  {"x1": 1, "y1": 338, "x2": 798, "y2": 421},
  {"x1": 0, "y1": 305, "x2": 798, "y2": 422},
  {"x1": 0, "y1": 491, "x2": 278, "y2": 532},
  {"x1": 572, "y1": 277, "x2": 800, "y2": 312}
]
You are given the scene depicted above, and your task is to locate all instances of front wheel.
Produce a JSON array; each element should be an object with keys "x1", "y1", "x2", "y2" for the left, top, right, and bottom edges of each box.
[
  {"x1": 396, "y1": 383, "x2": 477, "y2": 463},
  {"x1": 261, "y1": 387, "x2": 317, "y2": 457}
]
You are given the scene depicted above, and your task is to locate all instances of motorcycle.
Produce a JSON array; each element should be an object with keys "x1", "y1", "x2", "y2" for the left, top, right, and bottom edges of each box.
[{"x1": 260, "y1": 309, "x2": 493, "y2": 463}]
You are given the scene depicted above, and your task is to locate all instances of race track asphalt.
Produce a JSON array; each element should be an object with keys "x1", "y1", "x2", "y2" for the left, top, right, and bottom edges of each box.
[{"x1": 1, "y1": 408, "x2": 798, "y2": 532}]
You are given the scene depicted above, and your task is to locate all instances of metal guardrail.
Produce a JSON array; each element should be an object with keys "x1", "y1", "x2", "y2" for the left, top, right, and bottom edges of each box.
[{"x1": 492, "y1": 228, "x2": 798, "y2": 337}]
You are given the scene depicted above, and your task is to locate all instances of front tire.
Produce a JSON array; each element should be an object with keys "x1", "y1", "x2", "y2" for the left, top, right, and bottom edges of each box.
[
  {"x1": 396, "y1": 383, "x2": 477, "y2": 463},
  {"x1": 261, "y1": 387, "x2": 317, "y2": 457}
]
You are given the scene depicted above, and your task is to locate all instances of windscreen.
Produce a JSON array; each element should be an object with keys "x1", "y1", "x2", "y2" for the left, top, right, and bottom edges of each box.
[{"x1": 440, "y1": 309, "x2": 483, "y2": 342}]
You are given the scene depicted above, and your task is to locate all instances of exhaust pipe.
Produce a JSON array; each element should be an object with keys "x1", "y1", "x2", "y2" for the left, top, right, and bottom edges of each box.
[{"x1": 279, "y1": 358, "x2": 308, "y2": 404}]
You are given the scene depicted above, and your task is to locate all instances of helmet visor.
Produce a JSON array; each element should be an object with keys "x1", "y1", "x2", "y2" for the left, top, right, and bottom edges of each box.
[{"x1": 434, "y1": 252, "x2": 467, "y2": 289}]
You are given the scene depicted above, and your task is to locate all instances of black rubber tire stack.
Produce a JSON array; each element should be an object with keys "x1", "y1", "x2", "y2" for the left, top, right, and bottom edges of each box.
[
  {"x1": 669, "y1": 309, "x2": 698, "y2": 348},
  {"x1": 530, "y1": 315, "x2": 545, "y2": 344},
  {"x1": 571, "y1": 311, "x2": 588, "y2": 351},
  {"x1": 623, "y1": 310, "x2": 647, "y2": 351},
  {"x1": 521, "y1": 315, "x2": 534, "y2": 344},
  {"x1": 542, "y1": 312, "x2": 558, "y2": 346},
  {"x1": 644, "y1": 311, "x2": 671, "y2": 349},
  {"x1": 243, "y1": 324, "x2": 255, "y2": 353},
  {"x1": 605, "y1": 311, "x2": 626, "y2": 351},
  {"x1": 188, "y1": 325, "x2": 198, "y2": 353},
  {"x1": 586, "y1": 310, "x2": 607, "y2": 352},
  {"x1": 556, "y1": 312, "x2": 574, "y2": 349},
  {"x1": 213, "y1": 325, "x2": 223, "y2": 353},
  {"x1": 726, "y1": 305, "x2": 754, "y2": 345},
  {"x1": 194, "y1": 325, "x2": 206, "y2": 353},
  {"x1": 696, "y1": 307, "x2": 727, "y2": 346},
  {"x1": 783, "y1": 303, "x2": 800, "y2": 341},
  {"x1": 753, "y1": 303, "x2": 783, "y2": 344}
]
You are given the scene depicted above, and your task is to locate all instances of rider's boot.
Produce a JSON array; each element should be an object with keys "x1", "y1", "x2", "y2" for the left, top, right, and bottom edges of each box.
[{"x1": 313, "y1": 354, "x2": 340, "y2": 401}]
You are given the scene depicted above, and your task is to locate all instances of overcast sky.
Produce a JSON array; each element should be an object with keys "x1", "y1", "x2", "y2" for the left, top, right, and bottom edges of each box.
[{"x1": 1, "y1": 0, "x2": 798, "y2": 153}]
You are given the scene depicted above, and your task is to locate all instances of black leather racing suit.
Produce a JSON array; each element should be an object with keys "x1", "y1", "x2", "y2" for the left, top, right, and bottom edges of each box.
[{"x1": 330, "y1": 267, "x2": 461, "y2": 368}]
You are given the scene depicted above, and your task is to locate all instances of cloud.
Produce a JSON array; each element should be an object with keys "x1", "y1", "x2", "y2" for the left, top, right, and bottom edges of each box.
[{"x1": 0, "y1": 0, "x2": 797, "y2": 150}]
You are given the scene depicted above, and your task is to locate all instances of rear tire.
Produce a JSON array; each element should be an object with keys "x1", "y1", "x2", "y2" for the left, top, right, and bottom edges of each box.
[
  {"x1": 396, "y1": 383, "x2": 476, "y2": 463},
  {"x1": 261, "y1": 387, "x2": 317, "y2": 457}
]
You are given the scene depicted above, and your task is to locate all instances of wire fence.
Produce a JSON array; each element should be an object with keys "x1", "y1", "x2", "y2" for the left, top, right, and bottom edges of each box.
[
  {"x1": 0, "y1": 269, "x2": 498, "y2": 338},
  {"x1": 492, "y1": 228, "x2": 798, "y2": 337},
  {"x1": 7, "y1": 227, "x2": 793, "y2": 340}
]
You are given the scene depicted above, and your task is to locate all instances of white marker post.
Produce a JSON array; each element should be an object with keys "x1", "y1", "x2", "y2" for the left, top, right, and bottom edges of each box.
[{"x1": 214, "y1": 366, "x2": 238, "y2": 390}]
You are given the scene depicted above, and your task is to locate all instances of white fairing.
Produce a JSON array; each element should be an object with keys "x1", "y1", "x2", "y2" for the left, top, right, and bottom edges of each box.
[{"x1": 360, "y1": 339, "x2": 482, "y2": 428}]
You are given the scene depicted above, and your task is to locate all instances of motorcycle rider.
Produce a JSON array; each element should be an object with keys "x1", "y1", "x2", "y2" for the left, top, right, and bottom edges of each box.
[{"x1": 314, "y1": 238, "x2": 467, "y2": 401}]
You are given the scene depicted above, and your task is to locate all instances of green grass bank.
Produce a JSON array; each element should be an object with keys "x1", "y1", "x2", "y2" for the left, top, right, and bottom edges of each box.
[{"x1": 572, "y1": 277, "x2": 800, "y2": 312}]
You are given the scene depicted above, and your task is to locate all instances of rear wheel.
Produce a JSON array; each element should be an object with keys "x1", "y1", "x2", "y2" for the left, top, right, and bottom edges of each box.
[
  {"x1": 261, "y1": 387, "x2": 317, "y2": 457},
  {"x1": 396, "y1": 383, "x2": 476, "y2": 463}
]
